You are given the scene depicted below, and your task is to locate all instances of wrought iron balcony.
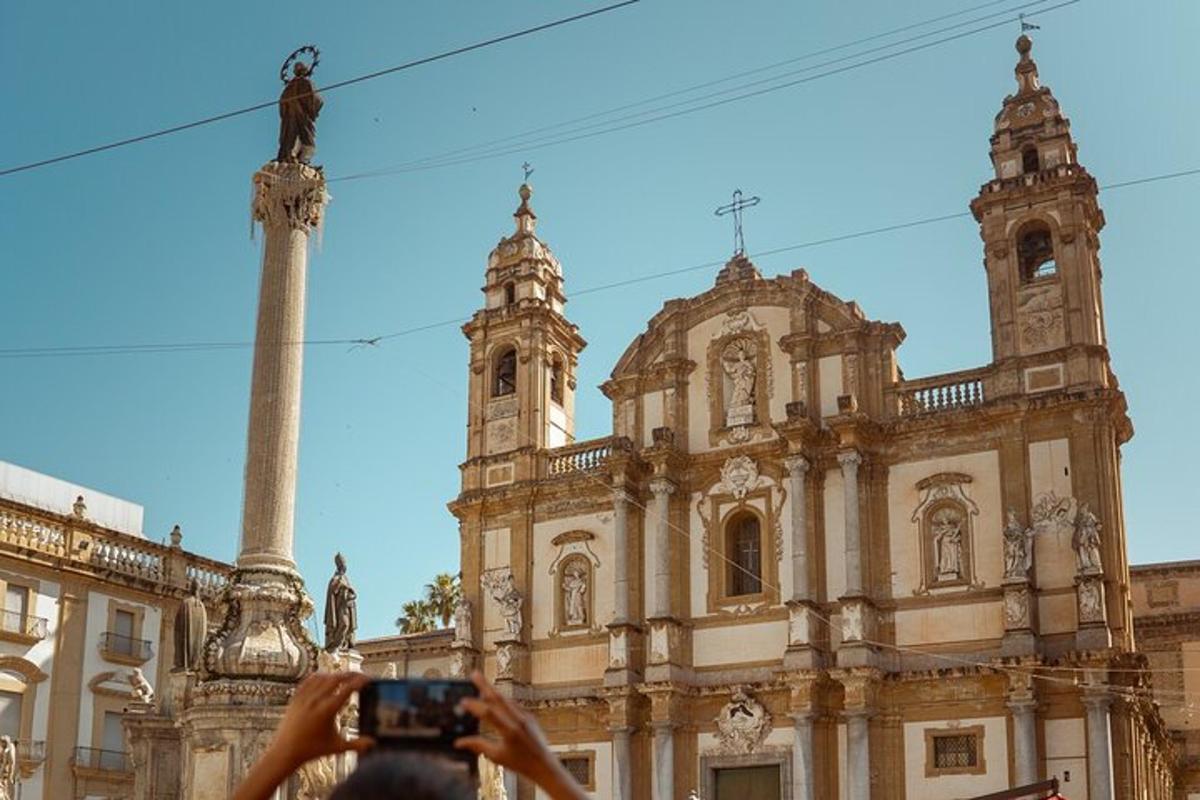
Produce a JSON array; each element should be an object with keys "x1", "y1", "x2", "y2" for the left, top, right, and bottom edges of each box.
[
  {"x1": 16, "y1": 739, "x2": 45, "y2": 764},
  {"x1": 73, "y1": 746, "x2": 131, "y2": 772},
  {"x1": 99, "y1": 632, "x2": 153, "y2": 662},
  {"x1": 0, "y1": 609, "x2": 47, "y2": 641}
]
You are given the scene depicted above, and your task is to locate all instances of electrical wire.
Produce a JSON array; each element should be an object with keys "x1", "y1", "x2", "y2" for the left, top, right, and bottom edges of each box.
[
  {"x1": 3, "y1": 165, "x2": 1196, "y2": 361},
  {"x1": 331, "y1": 0, "x2": 1080, "y2": 182},
  {"x1": 0, "y1": 0, "x2": 639, "y2": 178},
  {"x1": 357, "y1": 0, "x2": 1046, "y2": 175}
]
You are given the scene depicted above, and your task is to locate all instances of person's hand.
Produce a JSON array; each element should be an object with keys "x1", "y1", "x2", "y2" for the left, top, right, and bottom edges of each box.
[
  {"x1": 455, "y1": 671, "x2": 587, "y2": 800},
  {"x1": 233, "y1": 671, "x2": 372, "y2": 800},
  {"x1": 270, "y1": 671, "x2": 374, "y2": 768}
]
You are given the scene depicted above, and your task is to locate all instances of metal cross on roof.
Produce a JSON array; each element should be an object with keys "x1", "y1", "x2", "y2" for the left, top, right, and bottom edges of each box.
[
  {"x1": 1019, "y1": 12, "x2": 1040, "y2": 32},
  {"x1": 714, "y1": 189, "x2": 761, "y2": 256},
  {"x1": 522, "y1": 161, "x2": 535, "y2": 182}
]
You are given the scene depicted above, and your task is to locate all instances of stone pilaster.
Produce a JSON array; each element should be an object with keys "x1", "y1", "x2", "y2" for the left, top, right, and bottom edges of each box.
[
  {"x1": 835, "y1": 668, "x2": 878, "y2": 800},
  {"x1": 652, "y1": 723, "x2": 674, "y2": 800},
  {"x1": 839, "y1": 451, "x2": 864, "y2": 596},
  {"x1": 648, "y1": 478, "x2": 676, "y2": 619},
  {"x1": 603, "y1": 688, "x2": 638, "y2": 800},
  {"x1": 1006, "y1": 667, "x2": 1039, "y2": 787},
  {"x1": 1083, "y1": 689, "x2": 1115, "y2": 800},
  {"x1": 1002, "y1": 575, "x2": 1036, "y2": 656},
  {"x1": 784, "y1": 455, "x2": 822, "y2": 668}
]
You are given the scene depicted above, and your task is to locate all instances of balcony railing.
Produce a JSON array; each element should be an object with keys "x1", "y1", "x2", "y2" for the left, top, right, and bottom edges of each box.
[
  {"x1": 100, "y1": 632, "x2": 153, "y2": 662},
  {"x1": 73, "y1": 746, "x2": 131, "y2": 773},
  {"x1": 0, "y1": 609, "x2": 47, "y2": 640},
  {"x1": 16, "y1": 739, "x2": 45, "y2": 764},
  {"x1": 892, "y1": 367, "x2": 990, "y2": 417},
  {"x1": 545, "y1": 437, "x2": 620, "y2": 477}
]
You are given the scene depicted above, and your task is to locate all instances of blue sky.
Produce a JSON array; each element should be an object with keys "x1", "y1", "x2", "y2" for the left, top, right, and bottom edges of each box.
[{"x1": 1, "y1": 0, "x2": 1195, "y2": 638}]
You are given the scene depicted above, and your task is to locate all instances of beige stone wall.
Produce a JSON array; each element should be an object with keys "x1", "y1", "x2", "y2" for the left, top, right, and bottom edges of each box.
[
  {"x1": 693, "y1": 620, "x2": 787, "y2": 668},
  {"x1": 817, "y1": 354, "x2": 843, "y2": 417},
  {"x1": 1029, "y1": 438, "x2": 1075, "y2": 591},
  {"x1": 1043, "y1": 717, "x2": 1089, "y2": 799},
  {"x1": 823, "y1": 467, "x2": 847, "y2": 601}
]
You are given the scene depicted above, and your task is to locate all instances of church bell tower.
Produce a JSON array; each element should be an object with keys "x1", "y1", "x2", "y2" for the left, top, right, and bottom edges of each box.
[
  {"x1": 460, "y1": 182, "x2": 586, "y2": 489},
  {"x1": 971, "y1": 35, "x2": 1111, "y2": 391}
]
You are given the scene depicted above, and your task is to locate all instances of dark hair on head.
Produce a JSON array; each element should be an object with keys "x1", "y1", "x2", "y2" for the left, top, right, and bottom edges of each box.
[{"x1": 330, "y1": 752, "x2": 475, "y2": 800}]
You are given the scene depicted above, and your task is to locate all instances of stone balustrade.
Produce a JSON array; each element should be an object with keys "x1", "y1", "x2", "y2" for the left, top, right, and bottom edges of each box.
[
  {"x1": 892, "y1": 367, "x2": 990, "y2": 417},
  {"x1": 980, "y1": 162, "x2": 1089, "y2": 195},
  {"x1": 0, "y1": 499, "x2": 232, "y2": 593},
  {"x1": 543, "y1": 436, "x2": 633, "y2": 477}
]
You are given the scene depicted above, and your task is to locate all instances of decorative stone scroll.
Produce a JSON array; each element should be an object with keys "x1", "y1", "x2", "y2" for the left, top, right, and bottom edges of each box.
[{"x1": 714, "y1": 686, "x2": 772, "y2": 755}]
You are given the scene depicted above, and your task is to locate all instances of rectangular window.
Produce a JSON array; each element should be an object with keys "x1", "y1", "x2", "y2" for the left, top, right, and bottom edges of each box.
[
  {"x1": 925, "y1": 726, "x2": 986, "y2": 776},
  {"x1": 101, "y1": 710, "x2": 125, "y2": 766},
  {"x1": 4, "y1": 586, "x2": 29, "y2": 636},
  {"x1": 0, "y1": 690, "x2": 22, "y2": 739},
  {"x1": 933, "y1": 734, "x2": 977, "y2": 769},
  {"x1": 112, "y1": 609, "x2": 136, "y2": 655},
  {"x1": 559, "y1": 755, "x2": 592, "y2": 789}
]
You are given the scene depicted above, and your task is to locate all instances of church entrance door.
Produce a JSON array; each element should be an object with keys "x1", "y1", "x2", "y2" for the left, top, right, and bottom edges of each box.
[{"x1": 714, "y1": 765, "x2": 781, "y2": 800}]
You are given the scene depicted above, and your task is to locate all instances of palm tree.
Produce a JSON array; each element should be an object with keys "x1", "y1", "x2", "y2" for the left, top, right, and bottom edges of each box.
[
  {"x1": 424, "y1": 572, "x2": 461, "y2": 628},
  {"x1": 395, "y1": 599, "x2": 436, "y2": 634}
]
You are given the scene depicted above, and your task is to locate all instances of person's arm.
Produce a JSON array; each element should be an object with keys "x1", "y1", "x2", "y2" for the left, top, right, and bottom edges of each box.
[
  {"x1": 456, "y1": 672, "x2": 588, "y2": 800},
  {"x1": 233, "y1": 672, "x2": 373, "y2": 800}
]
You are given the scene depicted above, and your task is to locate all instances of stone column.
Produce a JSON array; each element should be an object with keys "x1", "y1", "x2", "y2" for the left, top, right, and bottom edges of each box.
[
  {"x1": 1084, "y1": 692, "x2": 1114, "y2": 800},
  {"x1": 649, "y1": 478, "x2": 676, "y2": 619},
  {"x1": 611, "y1": 727, "x2": 633, "y2": 800},
  {"x1": 790, "y1": 713, "x2": 815, "y2": 800},
  {"x1": 653, "y1": 723, "x2": 674, "y2": 800},
  {"x1": 612, "y1": 488, "x2": 632, "y2": 623},
  {"x1": 845, "y1": 711, "x2": 871, "y2": 800},
  {"x1": 1009, "y1": 697, "x2": 1038, "y2": 787},
  {"x1": 838, "y1": 451, "x2": 863, "y2": 596},
  {"x1": 784, "y1": 455, "x2": 811, "y2": 601}
]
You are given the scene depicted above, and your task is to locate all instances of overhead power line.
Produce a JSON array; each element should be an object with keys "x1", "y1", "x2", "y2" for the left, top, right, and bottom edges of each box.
[
  {"x1": 2, "y1": 165, "x2": 1196, "y2": 361},
  {"x1": 332, "y1": 0, "x2": 1080, "y2": 182},
  {"x1": 0, "y1": 0, "x2": 639, "y2": 178}
]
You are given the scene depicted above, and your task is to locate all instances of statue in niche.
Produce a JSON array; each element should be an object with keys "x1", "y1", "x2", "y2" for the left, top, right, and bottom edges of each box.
[
  {"x1": 931, "y1": 507, "x2": 965, "y2": 580},
  {"x1": 453, "y1": 598, "x2": 473, "y2": 644},
  {"x1": 562, "y1": 562, "x2": 588, "y2": 627},
  {"x1": 324, "y1": 552, "x2": 357, "y2": 652},
  {"x1": 173, "y1": 578, "x2": 208, "y2": 671},
  {"x1": 722, "y1": 339, "x2": 757, "y2": 426},
  {"x1": 277, "y1": 47, "x2": 323, "y2": 164},
  {"x1": 1072, "y1": 504, "x2": 1103, "y2": 575},
  {"x1": 0, "y1": 735, "x2": 17, "y2": 800},
  {"x1": 1003, "y1": 509, "x2": 1034, "y2": 579}
]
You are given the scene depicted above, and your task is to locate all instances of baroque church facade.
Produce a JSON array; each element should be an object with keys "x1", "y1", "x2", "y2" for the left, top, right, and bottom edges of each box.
[{"x1": 443, "y1": 36, "x2": 1178, "y2": 800}]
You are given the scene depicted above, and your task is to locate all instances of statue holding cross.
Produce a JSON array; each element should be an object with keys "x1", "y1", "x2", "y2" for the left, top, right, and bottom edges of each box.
[{"x1": 714, "y1": 189, "x2": 761, "y2": 257}]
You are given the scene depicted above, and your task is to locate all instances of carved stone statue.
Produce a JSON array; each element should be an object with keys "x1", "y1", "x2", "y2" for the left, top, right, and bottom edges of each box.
[
  {"x1": 324, "y1": 553, "x2": 357, "y2": 652},
  {"x1": 1072, "y1": 504, "x2": 1103, "y2": 575},
  {"x1": 481, "y1": 569, "x2": 523, "y2": 639},
  {"x1": 479, "y1": 756, "x2": 509, "y2": 800},
  {"x1": 931, "y1": 507, "x2": 964, "y2": 580},
  {"x1": 453, "y1": 598, "x2": 473, "y2": 644},
  {"x1": 1003, "y1": 509, "x2": 1033, "y2": 579},
  {"x1": 277, "y1": 55, "x2": 323, "y2": 164},
  {"x1": 173, "y1": 578, "x2": 208, "y2": 671},
  {"x1": 722, "y1": 340, "x2": 757, "y2": 426},
  {"x1": 562, "y1": 563, "x2": 588, "y2": 627},
  {"x1": 715, "y1": 686, "x2": 772, "y2": 754},
  {"x1": 1078, "y1": 579, "x2": 1104, "y2": 623},
  {"x1": 129, "y1": 667, "x2": 154, "y2": 704},
  {"x1": 0, "y1": 735, "x2": 16, "y2": 800}
]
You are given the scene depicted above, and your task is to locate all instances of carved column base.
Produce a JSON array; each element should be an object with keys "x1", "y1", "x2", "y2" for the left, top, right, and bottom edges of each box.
[
  {"x1": 1075, "y1": 574, "x2": 1111, "y2": 650},
  {"x1": 201, "y1": 565, "x2": 319, "y2": 692},
  {"x1": 605, "y1": 622, "x2": 641, "y2": 686},
  {"x1": 785, "y1": 601, "x2": 826, "y2": 669},
  {"x1": 1001, "y1": 579, "x2": 1037, "y2": 656},
  {"x1": 645, "y1": 618, "x2": 689, "y2": 683},
  {"x1": 449, "y1": 642, "x2": 479, "y2": 679},
  {"x1": 836, "y1": 597, "x2": 876, "y2": 669}
]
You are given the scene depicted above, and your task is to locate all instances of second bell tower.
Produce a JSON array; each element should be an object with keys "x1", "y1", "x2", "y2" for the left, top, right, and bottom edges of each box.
[
  {"x1": 460, "y1": 182, "x2": 586, "y2": 490},
  {"x1": 971, "y1": 35, "x2": 1110, "y2": 390}
]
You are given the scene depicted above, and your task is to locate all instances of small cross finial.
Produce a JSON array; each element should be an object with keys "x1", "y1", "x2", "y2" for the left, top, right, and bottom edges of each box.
[
  {"x1": 522, "y1": 161, "x2": 534, "y2": 183},
  {"x1": 714, "y1": 189, "x2": 761, "y2": 256},
  {"x1": 1019, "y1": 12, "x2": 1040, "y2": 32}
]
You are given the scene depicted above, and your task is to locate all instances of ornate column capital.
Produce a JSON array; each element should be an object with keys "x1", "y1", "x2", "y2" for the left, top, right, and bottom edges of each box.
[
  {"x1": 612, "y1": 487, "x2": 635, "y2": 505},
  {"x1": 837, "y1": 450, "x2": 862, "y2": 471},
  {"x1": 648, "y1": 477, "x2": 677, "y2": 497},
  {"x1": 251, "y1": 161, "x2": 330, "y2": 232},
  {"x1": 1082, "y1": 690, "x2": 1113, "y2": 712},
  {"x1": 783, "y1": 454, "x2": 810, "y2": 477}
]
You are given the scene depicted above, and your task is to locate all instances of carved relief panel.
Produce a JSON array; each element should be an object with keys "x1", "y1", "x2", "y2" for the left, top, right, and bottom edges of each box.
[{"x1": 1016, "y1": 281, "x2": 1065, "y2": 354}]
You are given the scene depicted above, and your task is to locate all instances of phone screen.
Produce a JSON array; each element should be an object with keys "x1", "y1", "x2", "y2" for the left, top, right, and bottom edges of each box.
[{"x1": 358, "y1": 678, "x2": 480, "y2": 764}]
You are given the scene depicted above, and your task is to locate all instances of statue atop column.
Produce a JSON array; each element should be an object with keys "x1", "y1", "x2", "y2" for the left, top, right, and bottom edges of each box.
[
  {"x1": 277, "y1": 46, "x2": 323, "y2": 164},
  {"x1": 173, "y1": 578, "x2": 208, "y2": 671},
  {"x1": 1072, "y1": 503, "x2": 1104, "y2": 575},
  {"x1": 324, "y1": 553, "x2": 357, "y2": 652}
]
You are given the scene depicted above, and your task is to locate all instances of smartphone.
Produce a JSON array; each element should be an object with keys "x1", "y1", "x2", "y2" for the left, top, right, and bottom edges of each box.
[{"x1": 358, "y1": 678, "x2": 480, "y2": 775}]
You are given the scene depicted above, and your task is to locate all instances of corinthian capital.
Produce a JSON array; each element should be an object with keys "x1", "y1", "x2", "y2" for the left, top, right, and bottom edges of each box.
[
  {"x1": 648, "y1": 478, "x2": 676, "y2": 497},
  {"x1": 837, "y1": 450, "x2": 862, "y2": 471},
  {"x1": 252, "y1": 161, "x2": 330, "y2": 232},
  {"x1": 783, "y1": 454, "x2": 810, "y2": 477}
]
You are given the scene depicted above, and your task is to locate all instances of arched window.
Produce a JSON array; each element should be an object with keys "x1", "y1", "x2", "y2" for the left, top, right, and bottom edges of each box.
[
  {"x1": 503, "y1": 282, "x2": 516, "y2": 306},
  {"x1": 1017, "y1": 223, "x2": 1057, "y2": 281},
  {"x1": 1022, "y1": 147, "x2": 1040, "y2": 174},
  {"x1": 493, "y1": 347, "x2": 517, "y2": 397},
  {"x1": 725, "y1": 512, "x2": 762, "y2": 596},
  {"x1": 549, "y1": 357, "x2": 564, "y2": 405}
]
